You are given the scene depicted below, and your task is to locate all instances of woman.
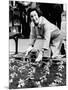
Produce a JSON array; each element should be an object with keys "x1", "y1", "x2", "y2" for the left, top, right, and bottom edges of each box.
[{"x1": 25, "y1": 8, "x2": 63, "y2": 62}]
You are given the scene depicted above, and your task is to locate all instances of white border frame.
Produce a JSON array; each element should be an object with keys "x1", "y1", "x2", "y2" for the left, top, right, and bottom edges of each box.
[{"x1": 0, "y1": 0, "x2": 68, "y2": 90}]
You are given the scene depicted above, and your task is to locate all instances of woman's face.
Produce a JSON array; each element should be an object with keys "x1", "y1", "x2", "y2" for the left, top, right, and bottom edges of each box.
[{"x1": 30, "y1": 10, "x2": 39, "y2": 25}]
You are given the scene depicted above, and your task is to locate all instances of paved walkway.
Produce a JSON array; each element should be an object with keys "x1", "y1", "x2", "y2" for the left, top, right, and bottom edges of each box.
[{"x1": 9, "y1": 39, "x2": 49, "y2": 53}]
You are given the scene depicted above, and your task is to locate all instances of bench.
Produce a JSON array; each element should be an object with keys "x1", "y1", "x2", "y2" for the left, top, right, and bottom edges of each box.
[{"x1": 9, "y1": 32, "x2": 24, "y2": 54}]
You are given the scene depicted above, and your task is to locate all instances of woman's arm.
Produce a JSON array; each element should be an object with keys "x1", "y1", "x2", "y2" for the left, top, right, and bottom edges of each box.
[
  {"x1": 43, "y1": 23, "x2": 51, "y2": 50},
  {"x1": 29, "y1": 22, "x2": 36, "y2": 47}
]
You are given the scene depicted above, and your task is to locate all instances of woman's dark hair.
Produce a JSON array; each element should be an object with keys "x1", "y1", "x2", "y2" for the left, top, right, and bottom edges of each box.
[
  {"x1": 27, "y1": 8, "x2": 42, "y2": 22},
  {"x1": 28, "y1": 8, "x2": 42, "y2": 17}
]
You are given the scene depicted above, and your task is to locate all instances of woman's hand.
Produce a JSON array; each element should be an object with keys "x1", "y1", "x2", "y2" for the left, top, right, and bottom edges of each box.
[{"x1": 25, "y1": 46, "x2": 33, "y2": 57}]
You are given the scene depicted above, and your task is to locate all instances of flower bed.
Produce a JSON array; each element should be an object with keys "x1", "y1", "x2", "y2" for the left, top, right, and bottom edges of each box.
[{"x1": 9, "y1": 52, "x2": 66, "y2": 89}]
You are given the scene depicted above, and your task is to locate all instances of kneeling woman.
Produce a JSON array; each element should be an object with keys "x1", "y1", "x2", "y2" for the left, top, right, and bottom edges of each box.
[{"x1": 25, "y1": 8, "x2": 63, "y2": 62}]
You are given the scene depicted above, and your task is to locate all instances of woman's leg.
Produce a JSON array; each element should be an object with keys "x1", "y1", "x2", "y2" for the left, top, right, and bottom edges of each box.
[{"x1": 51, "y1": 30, "x2": 63, "y2": 58}]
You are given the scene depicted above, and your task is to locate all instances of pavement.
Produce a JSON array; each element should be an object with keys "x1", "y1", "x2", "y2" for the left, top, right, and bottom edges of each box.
[{"x1": 9, "y1": 39, "x2": 50, "y2": 54}]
